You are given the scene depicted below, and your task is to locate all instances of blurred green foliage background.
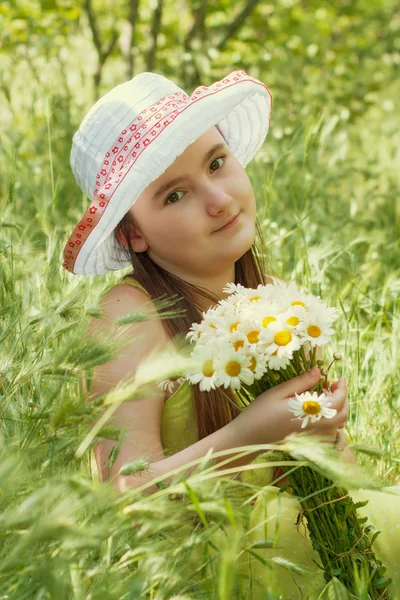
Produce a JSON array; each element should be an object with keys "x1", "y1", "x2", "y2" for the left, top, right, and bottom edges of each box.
[{"x1": 1, "y1": 1, "x2": 400, "y2": 598}]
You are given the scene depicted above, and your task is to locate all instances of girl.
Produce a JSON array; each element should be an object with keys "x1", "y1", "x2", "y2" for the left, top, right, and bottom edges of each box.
[{"x1": 63, "y1": 70, "x2": 400, "y2": 598}]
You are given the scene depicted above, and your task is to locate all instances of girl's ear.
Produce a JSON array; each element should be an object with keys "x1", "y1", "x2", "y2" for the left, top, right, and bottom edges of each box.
[{"x1": 115, "y1": 220, "x2": 148, "y2": 253}]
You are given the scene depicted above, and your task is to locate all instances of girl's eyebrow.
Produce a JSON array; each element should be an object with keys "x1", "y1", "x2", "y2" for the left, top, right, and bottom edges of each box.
[{"x1": 151, "y1": 142, "x2": 227, "y2": 201}]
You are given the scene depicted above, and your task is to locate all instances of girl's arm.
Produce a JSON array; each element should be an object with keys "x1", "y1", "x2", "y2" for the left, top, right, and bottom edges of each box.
[{"x1": 85, "y1": 284, "x2": 348, "y2": 495}]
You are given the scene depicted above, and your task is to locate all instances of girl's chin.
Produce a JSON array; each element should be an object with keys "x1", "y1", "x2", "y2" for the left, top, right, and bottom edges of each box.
[
  {"x1": 231, "y1": 230, "x2": 256, "y2": 256},
  {"x1": 218, "y1": 241, "x2": 255, "y2": 264}
]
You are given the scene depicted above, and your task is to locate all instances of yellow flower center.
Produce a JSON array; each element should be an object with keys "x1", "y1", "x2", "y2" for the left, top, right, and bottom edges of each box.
[
  {"x1": 247, "y1": 330, "x2": 260, "y2": 344},
  {"x1": 291, "y1": 301, "x2": 305, "y2": 307},
  {"x1": 249, "y1": 295, "x2": 261, "y2": 303},
  {"x1": 308, "y1": 325, "x2": 321, "y2": 338},
  {"x1": 202, "y1": 359, "x2": 214, "y2": 377},
  {"x1": 249, "y1": 357, "x2": 256, "y2": 371},
  {"x1": 209, "y1": 324, "x2": 217, "y2": 329},
  {"x1": 233, "y1": 340, "x2": 245, "y2": 352},
  {"x1": 225, "y1": 361, "x2": 241, "y2": 377},
  {"x1": 302, "y1": 400, "x2": 321, "y2": 415},
  {"x1": 262, "y1": 316, "x2": 276, "y2": 328},
  {"x1": 229, "y1": 321, "x2": 240, "y2": 333},
  {"x1": 274, "y1": 330, "x2": 292, "y2": 346},
  {"x1": 286, "y1": 316, "x2": 300, "y2": 327}
]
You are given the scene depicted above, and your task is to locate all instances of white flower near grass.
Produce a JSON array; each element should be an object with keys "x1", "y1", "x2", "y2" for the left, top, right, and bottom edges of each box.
[
  {"x1": 186, "y1": 346, "x2": 219, "y2": 391},
  {"x1": 282, "y1": 304, "x2": 307, "y2": 332},
  {"x1": 259, "y1": 318, "x2": 302, "y2": 358},
  {"x1": 223, "y1": 282, "x2": 246, "y2": 295},
  {"x1": 251, "y1": 302, "x2": 281, "y2": 330},
  {"x1": 288, "y1": 391, "x2": 337, "y2": 428},
  {"x1": 213, "y1": 298, "x2": 239, "y2": 315},
  {"x1": 230, "y1": 330, "x2": 250, "y2": 353},
  {"x1": 186, "y1": 321, "x2": 203, "y2": 343},
  {"x1": 214, "y1": 348, "x2": 254, "y2": 389},
  {"x1": 208, "y1": 309, "x2": 242, "y2": 338},
  {"x1": 247, "y1": 350, "x2": 269, "y2": 379},
  {"x1": 158, "y1": 379, "x2": 176, "y2": 393},
  {"x1": 185, "y1": 280, "x2": 340, "y2": 432},
  {"x1": 236, "y1": 318, "x2": 262, "y2": 347},
  {"x1": 267, "y1": 351, "x2": 291, "y2": 371},
  {"x1": 158, "y1": 377, "x2": 185, "y2": 393},
  {"x1": 272, "y1": 280, "x2": 309, "y2": 308},
  {"x1": 299, "y1": 311, "x2": 335, "y2": 346}
]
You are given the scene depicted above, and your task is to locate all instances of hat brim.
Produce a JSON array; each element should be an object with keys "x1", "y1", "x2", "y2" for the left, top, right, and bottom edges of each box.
[{"x1": 64, "y1": 73, "x2": 272, "y2": 276}]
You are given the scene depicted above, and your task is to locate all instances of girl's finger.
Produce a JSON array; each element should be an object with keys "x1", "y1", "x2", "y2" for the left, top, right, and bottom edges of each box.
[
  {"x1": 335, "y1": 430, "x2": 348, "y2": 452},
  {"x1": 335, "y1": 397, "x2": 349, "y2": 426},
  {"x1": 330, "y1": 380, "x2": 347, "y2": 410},
  {"x1": 270, "y1": 367, "x2": 321, "y2": 399}
]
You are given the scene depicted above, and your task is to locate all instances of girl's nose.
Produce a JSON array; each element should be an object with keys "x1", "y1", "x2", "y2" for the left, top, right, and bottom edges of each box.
[{"x1": 203, "y1": 183, "x2": 233, "y2": 216}]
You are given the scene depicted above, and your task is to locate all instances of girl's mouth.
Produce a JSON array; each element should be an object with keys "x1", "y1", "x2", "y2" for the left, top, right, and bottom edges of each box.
[{"x1": 214, "y1": 212, "x2": 240, "y2": 232}]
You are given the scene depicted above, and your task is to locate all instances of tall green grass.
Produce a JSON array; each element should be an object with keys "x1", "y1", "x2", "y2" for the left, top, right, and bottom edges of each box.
[{"x1": 1, "y1": 48, "x2": 399, "y2": 598}]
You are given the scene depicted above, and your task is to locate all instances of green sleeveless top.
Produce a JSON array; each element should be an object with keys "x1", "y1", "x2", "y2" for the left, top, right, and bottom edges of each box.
[
  {"x1": 115, "y1": 276, "x2": 274, "y2": 486},
  {"x1": 118, "y1": 276, "x2": 199, "y2": 457}
]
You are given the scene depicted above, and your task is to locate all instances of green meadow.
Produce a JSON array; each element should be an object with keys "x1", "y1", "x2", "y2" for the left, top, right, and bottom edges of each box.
[{"x1": 1, "y1": 1, "x2": 399, "y2": 598}]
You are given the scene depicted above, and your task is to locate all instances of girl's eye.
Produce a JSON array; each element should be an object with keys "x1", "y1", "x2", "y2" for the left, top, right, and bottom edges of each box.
[
  {"x1": 210, "y1": 155, "x2": 226, "y2": 171},
  {"x1": 164, "y1": 190, "x2": 184, "y2": 205},
  {"x1": 164, "y1": 154, "x2": 227, "y2": 205}
]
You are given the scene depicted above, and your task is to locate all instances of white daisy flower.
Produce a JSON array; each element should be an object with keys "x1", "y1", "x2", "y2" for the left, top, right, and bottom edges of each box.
[
  {"x1": 223, "y1": 282, "x2": 246, "y2": 295},
  {"x1": 209, "y1": 310, "x2": 243, "y2": 338},
  {"x1": 267, "y1": 351, "x2": 291, "y2": 371},
  {"x1": 191, "y1": 310, "x2": 222, "y2": 340},
  {"x1": 298, "y1": 312, "x2": 335, "y2": 346},
  {"x1": 236, "y1": 318, "x2": 263, "y2": 347},
  {"x1": 214, "y1": 348, "x2": 254, "y2": 390},
  {"x1": 186, "y1": 346, "x2": 219, "y2": 392},
  {"x1": 306, "y1": 299, "x2": 338, "y2": 325},
  {"x1": 247, "y1": 350, "x2": 268, "y2": 379},
  {"x1": 234, "y1": 287, "x2": 265, "y2": 306},
  {"x1": 211, "y1": 298, "x2": 239, "y2": 316},
  {"x1": 158, "y1": 378, "x2": 176, "y2": 393},
  {"x1": 259, "y1": 318, "x2": 302, "y2": 359},
  {"x1": 230, "y1": 330, "x2": 251, "y2": 353},
  {"x1": 256, "y1": 283, "x2": 275, "y2": 302},
  {"x1": 220, "y1": 294, "x2": 243, "y2": 309},
  {"x1": 288, "y1": 391, "x2": 337, "y2": 428},
  {"x1": 251, "y1": 302, "x2": 282, "y2": 331},
  {"x1": 281, "y1": 304, "x2": 307, "y2": 332},
  {"x1": 264, "y1": 281, "x2": 304, "y2": 306},
  {"x1": 158, "y1": 377, "x2": 185, "y2": 393},
  {"x1": 186, "y1": 321, "x2": 203, "y2": 343}
]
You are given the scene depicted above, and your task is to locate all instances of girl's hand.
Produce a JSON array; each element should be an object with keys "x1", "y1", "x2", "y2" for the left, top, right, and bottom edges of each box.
[
  {"x1": 335, "y1": 428, "x2": 349, "y2": 451},
  {"x1": 242, "y1": 368, "x2": 348, "y2": 446},
  {"x1": 301, "y1": 376, "x2": 348, "y2": 442},
  {"x1": 334, "y1": 428, "x2": 358, "y2": 465}
]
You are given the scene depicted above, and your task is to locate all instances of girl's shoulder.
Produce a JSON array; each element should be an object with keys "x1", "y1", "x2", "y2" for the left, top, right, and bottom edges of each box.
[
  {"x1": 114, "y1": 274, "x2": 149, "y2": 296},
  {"x1": 88, "y1": 275, "x2": 169, "y2": 355},
  {"x1": 100, "y1": 275, "x2": 154, "y2": 316}
]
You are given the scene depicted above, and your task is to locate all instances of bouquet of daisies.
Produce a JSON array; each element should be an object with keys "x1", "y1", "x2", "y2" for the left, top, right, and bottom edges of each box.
[
  {"x1": 184, "y1": 280, "x2": 391, "y2": 596},
  {"x1": 186, "y1": 280, "x2": 339, "y2": 427}
]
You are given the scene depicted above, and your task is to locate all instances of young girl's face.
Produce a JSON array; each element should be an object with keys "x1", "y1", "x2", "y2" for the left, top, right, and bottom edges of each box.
[{"x1": 127, "y1": 126, "x2": 257, "y2": 279}]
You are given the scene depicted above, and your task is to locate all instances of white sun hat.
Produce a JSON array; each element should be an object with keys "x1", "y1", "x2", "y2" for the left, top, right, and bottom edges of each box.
[{"x1": 62, "y1": 69, "x2": 272, "y2": 276}]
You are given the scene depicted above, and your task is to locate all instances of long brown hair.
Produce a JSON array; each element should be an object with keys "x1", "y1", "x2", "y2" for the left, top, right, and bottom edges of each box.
[{"x1": 115, "y1": 212, "x2": 272, "y2": 440}]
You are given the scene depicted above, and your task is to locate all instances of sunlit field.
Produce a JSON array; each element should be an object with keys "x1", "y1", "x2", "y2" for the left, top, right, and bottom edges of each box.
[{"x1": 1, "y1": 2, "x2": 399, "y2": 597}]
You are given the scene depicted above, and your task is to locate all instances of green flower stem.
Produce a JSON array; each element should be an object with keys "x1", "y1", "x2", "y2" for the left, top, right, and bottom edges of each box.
[
  {"x1": 238, "y1": 359, "x2": 391, "y2": 597},
  {"x1": 292, "y1": 350, "x2": 302, "y2": 373},
  {"x1": 299, "y1": 346, "x2": 312, "y2": 370},
  {"x1": 277, "y1": 456, "x2": 391, "y2": 597}
]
